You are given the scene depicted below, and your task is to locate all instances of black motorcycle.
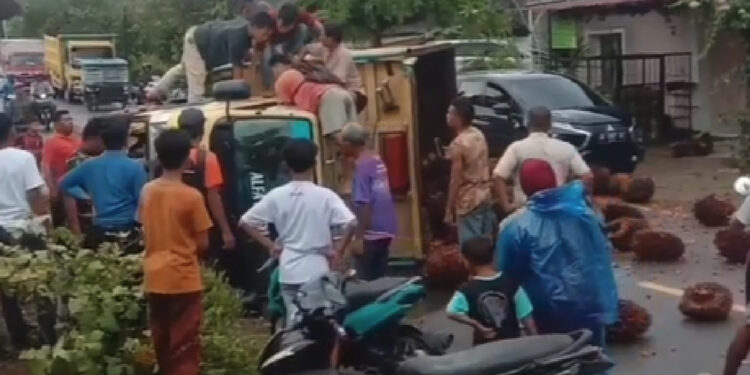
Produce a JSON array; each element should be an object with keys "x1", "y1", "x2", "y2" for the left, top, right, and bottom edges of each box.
[
  {"x1": 257, "y1": 269, "x2": 613, "y2": 375},
  {"x1": 33, "y1": 92, "x2": 56, "y2": 131},
  {"x1": 258, "y1": 270, "x2": 451, "y2": 375},
  {"x1": 395, "y1": 330, "x2": 613, "y2": 375}
]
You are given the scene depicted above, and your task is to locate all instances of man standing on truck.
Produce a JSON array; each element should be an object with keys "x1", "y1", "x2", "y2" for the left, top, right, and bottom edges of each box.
[
  {"x1": 181, "y1": 12, "x2": 275, "y2": 103},
  {"x1": 257, "y1": 2, "x2": 322, "y2": 90}
]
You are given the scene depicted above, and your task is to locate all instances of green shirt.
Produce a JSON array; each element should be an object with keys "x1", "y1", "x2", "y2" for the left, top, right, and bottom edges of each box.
[{"x1": 193, "y1": 19, "x2": 252, "y2": 71}]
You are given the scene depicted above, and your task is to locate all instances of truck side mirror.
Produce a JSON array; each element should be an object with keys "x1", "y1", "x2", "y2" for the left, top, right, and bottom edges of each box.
[
  {"x1": 213, "y1": 79, "x2": 251, "y2": 101},
  {"x1": 213, "y1": 79, "x2": 251, "y2": 119}
]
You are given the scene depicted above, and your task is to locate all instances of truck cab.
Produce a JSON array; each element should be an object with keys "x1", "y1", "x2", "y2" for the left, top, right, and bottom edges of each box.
[
  {"x1": 0, "y1": 39, "x2": 46, "y2": 85},
  {"x1": 131, "y1": 43, "x2": 458, "y2": 273},
  {"x1": 45, "y1": 34, "x2": 124, "y2": 106}
]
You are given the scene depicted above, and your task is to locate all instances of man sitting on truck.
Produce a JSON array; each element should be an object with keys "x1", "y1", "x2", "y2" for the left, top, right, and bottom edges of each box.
[{"x1": 181, "y1": 11, "x2": 275, "y2": 103}]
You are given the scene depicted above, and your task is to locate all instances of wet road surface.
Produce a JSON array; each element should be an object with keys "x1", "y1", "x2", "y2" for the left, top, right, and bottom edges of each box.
[{"x1": 417, "y1": 145, "x2": 750, "y2": 375}]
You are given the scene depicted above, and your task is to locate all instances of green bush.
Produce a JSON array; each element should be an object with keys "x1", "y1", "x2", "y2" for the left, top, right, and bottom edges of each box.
[{"x1": 0, "y1": 229, "x2": 267, "y2": 375}]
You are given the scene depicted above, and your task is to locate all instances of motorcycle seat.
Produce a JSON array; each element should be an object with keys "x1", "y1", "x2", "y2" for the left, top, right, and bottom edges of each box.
[
  {"x1": 344, "y1": 277, "x2": 411, "y2": 311},
  {"x1": 395, "y1": 334, "x2": 573, "y2": 375}
]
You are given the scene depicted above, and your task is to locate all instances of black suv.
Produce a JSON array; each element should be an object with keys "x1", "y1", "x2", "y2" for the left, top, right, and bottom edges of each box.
[{"x1": 458, "y1": 71, "x2": 645, "y2": 173}]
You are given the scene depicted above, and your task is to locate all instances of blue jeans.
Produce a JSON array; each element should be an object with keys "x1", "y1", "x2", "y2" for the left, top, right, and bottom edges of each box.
[
  {"x1": 354, "y1": 238, "x2": 392, "y2": 281},
  {"x1": 457, "y1": 204, "x2": 497, "y2": 246}
]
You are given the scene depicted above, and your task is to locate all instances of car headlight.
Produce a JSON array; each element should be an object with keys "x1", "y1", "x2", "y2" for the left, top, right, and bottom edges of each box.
[{"x1": 629, "y1": 122, "x2": 644, "y2": 144}]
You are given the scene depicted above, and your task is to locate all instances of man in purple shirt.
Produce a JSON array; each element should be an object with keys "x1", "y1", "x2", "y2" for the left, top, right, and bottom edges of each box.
[{"x1": 340, "y1": 123, "x2": 398, "y2": 280}]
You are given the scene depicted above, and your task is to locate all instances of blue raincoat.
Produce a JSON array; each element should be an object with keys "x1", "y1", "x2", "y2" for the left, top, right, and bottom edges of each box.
[{"x1": 497, "y1": 181, "x2": 618, "y2": 336}]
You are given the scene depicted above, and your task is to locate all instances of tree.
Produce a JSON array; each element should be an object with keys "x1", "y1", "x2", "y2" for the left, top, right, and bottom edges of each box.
[
  {"x1": 303, "y1": 0, "x2": 514, "y2": 46},
  {"x1": 8, "y1": 0, "x2": 229, "y2": 77}
]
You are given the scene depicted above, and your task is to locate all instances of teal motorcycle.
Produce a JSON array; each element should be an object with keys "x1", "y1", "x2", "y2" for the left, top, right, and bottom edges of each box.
[{"x1": 258, "y1": 263, "x2": 453, "y2": 375}]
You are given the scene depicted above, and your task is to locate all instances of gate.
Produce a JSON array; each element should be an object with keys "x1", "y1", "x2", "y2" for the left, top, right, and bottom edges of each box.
[{"x1": 547, "y1": 52, "x2": 694, "y2": 141}]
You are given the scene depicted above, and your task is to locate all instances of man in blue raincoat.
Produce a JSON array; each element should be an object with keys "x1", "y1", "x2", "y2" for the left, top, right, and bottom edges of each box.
[{"x1": 497, "y1": 158, "x2": 618, "y2": 347}]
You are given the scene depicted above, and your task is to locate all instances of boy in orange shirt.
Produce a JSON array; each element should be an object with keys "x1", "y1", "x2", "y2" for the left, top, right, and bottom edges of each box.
[{"x1": 139, "y1": 129, "x2": 213, "y2": 375}]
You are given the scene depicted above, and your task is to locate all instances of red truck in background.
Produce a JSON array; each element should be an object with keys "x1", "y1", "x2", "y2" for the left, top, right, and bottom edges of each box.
[{"x1": 1, "y1": 39, "x2": 46, "y2": 85}]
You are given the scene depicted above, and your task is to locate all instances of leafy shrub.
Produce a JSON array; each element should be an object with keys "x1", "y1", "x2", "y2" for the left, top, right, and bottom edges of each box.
[{"x1": 0, "y1": 229, "x2": 267, "y2": 375}]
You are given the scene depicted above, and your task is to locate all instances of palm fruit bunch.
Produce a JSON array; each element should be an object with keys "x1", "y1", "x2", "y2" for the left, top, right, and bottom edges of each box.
[
  {"x1": 423, "y1": 241, "x2": 469, "y2": 290},
  {"x1": 622, "y1": 176, "x2": 655, "y2": 204},
  {"x1": 679, "y1": 282, "x2": 733, "y2": 321},
  {"x1": 608, "y1": 173, "x2": 632, "y2": 196},
  {"x1": 606, "y1": 299, "x2": 652, "y2": 343},
  {"x1": 631, "y1": 230, "x2": 685, "y2": 262},
  {"x1": 591, "y1": 166, "x2": 612, "y2": 196},
  {"x1": 601, "y1": 202, "x2": 645, "y2": 223},
  {"x1": 608, "y1": 217, "x2": 649, "y2": 252},
  {"x1": 714, "y1": 228, "x2": 750, "y2": 264},
  {"x1": 693, "y1": 195, "x2": 735, "y2": 227}
]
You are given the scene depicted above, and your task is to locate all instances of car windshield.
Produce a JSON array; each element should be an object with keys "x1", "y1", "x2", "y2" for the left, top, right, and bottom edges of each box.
[
  {"x1": 454, "y1": 42, "x2": 503, "y2": 57},
  {"x1": 498, "y1": 76, "x2": 603, "y2": 110}
]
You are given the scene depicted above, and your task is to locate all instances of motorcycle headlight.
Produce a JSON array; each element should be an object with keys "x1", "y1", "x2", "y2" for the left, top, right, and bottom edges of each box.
[{"x1": 39, "y1": 94, "x2": 47, "y2": 99}]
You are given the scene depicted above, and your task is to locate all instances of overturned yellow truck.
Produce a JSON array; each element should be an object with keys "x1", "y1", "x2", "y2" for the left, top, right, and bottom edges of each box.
[{"x1": 130, "y1": 43, "x2": 457, "y2": 268}]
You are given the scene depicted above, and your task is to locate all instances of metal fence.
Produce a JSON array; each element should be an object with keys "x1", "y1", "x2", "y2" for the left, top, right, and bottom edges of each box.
[{"x1": 546, "y1": 52, "x2": 694, "y2": 137}]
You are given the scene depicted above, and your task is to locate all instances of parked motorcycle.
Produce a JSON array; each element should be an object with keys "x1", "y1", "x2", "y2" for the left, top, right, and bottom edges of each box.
[
  {"x1": 33, "y1": 91, "x2": 56, "y2": 131},
  {"x1": 258, "y1": 267, "x2": 452, "y2": 375},
  {"x1": 258, "y1": 264, "x2": 614, "y2": 375},
  {"x1": 396, "y1": 329, "x2": 612, "y2": 375}
]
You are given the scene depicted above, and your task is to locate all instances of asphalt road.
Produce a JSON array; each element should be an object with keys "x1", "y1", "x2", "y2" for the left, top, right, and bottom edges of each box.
[
  {"x1": 43, "y1": 101, "x2": 750, "y2": 374},
  {"x1": 54, "y1": 99, "x2": 119, "y2": 134},
  {"x1": 415, "y1": 146, "x2": 750, "y2": 375}
]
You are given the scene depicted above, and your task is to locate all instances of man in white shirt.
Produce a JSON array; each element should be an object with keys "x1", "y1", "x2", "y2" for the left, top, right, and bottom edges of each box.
[
  {"x1": 239, "y1": 138, "x2": 357, "y2": 326},
  {"x1": 0, "y1": 112, "x2": 47, "y2": 238},
  {"x1": 493, "y1": 106, "x2": 592, "y2": 215},
  {"x1": 0, "y1": 112, "x2": 48, "y2": 352}
]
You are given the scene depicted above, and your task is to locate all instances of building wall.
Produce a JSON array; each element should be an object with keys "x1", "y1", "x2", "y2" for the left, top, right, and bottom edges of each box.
[
  {"x1": 534, "y1": 8, "x2": 746, "y2": 132},
  {"x1": 581, "y1": 11, "x2": 693, "y2": 55}
]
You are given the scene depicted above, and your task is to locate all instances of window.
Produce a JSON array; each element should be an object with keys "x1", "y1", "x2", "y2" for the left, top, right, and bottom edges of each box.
[
  {"x1": 70, "y1": 47, "x2": 114, "y2": 61},
  {"x1": 497, "y1": 76, "x2": 605, "y2": 110},
  {"x1": 232, "y1": 118, "x2": 314, "y2": 209},
  {"x1": 458, "y1": 80, "x2": 486, "y2": 98},
  {"x1": 8, "y1": 53, "x2": 43, "y2": 68}
]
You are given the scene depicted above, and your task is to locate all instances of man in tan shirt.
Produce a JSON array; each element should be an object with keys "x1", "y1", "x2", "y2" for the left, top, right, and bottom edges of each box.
[
  {"x1": 300, "y1": 22, "x2": 365, "y2": 109},
  {"x1": 493, "y1": 107, "x2": 592, "y2": 215},
  {"x1": 445, "y1": 97, "x2": 495, "y2": 246}
]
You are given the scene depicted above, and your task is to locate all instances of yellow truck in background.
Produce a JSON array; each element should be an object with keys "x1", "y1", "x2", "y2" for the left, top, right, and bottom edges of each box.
[{"x1": 45, "y1": 34, "x2": 130, "y2": 109}]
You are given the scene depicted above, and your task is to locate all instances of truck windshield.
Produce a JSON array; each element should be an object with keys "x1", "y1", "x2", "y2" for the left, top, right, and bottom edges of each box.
[
  {"x1": 9, "y1": 53, "x2": 43, "y2": 68},
  {"x1": 70, "y1": 47, "x2": 113, "y2": 60},
  {"x1": 233, "y1": 118, "x2": 314, "y2": 209}
]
